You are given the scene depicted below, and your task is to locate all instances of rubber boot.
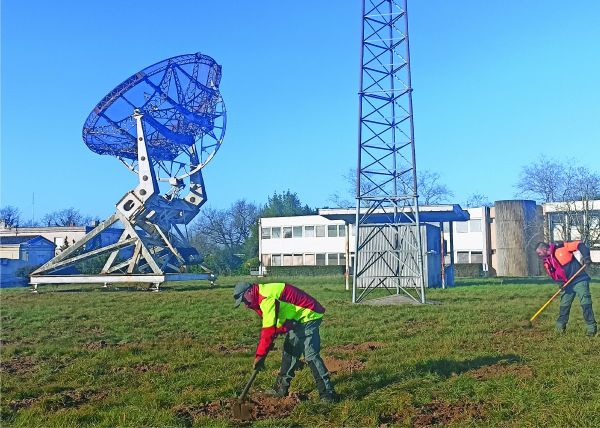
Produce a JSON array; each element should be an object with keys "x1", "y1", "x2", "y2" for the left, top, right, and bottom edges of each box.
[
  {"x1": 308, "y1": 359, "x2": 338, "y2": 403},
  {"x1": 555, "y1": 305, "x2": 571, "y2": 333},
  {"x1": 581, "y1": 304, "x2": 597, "y2": 337},
  {"x1": 264, "y1": 376, "x2": 289, "y2": 398}
]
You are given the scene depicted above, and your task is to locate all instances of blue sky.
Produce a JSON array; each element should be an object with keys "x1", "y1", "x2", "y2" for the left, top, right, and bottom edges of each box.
[{"x1": 2, "y1": 1, "x2": 599, "y2": 222}]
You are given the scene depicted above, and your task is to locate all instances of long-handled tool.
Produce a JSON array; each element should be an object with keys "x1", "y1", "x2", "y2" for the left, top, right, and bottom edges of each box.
[
  {"x1": 528, "y1": 264, "x2": 587, "y2": 326},
  {"x1": 232, "y1": 369, "x2": 258, "y2": 421}
]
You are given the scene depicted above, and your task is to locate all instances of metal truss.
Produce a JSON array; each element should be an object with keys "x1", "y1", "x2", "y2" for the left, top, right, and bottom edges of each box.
[{"x1": 353, "y1": 0, "x2": 425, "y2": 304}]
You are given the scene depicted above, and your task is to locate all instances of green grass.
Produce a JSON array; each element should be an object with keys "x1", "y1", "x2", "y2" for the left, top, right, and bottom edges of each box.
[{"x1": 1, "y1": 276, "x2": 599, "y2": 427}]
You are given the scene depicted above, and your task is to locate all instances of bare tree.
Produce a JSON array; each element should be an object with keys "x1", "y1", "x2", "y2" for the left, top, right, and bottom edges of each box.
[
  {"x1": 515, "y1": 156, "x2": 565, "y2": 203},
  {"x1": 0, "y1": 206, "x2": 21, "y2": 227},
  {"x1": 329, "y1": 168, "x2": 453, "y2": 207},
  {"x1": 192, "y1": 199, "x2": 259, "y2": 250},
  {"x1": 519, "y1": 157, "x2": 600, "y2": 246},
  {"x1": 41, "y1": 208, "x2": 95, "y2": 227},
  {"x1": 416, "y1": 170, "x2": 454, "y2": 205},
  {"x1": 464, "y1": 193, "x2": 492, "y2": 208},
  {"x1": 555, "y1": 165, "x2": 600, "y2": 247}
]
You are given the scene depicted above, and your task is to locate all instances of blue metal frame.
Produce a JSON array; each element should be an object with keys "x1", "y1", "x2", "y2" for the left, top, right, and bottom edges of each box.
[{"x1": 82, "y1": 53, "x2": 226, "y2": 165}]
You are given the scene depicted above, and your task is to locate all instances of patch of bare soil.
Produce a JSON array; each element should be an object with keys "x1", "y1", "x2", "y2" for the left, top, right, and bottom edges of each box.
[
  {"x1": 109, "y1": 362, "x2": 170, "y2": 374},
  {"x1": 330, "y1": 342, "x2": 386, "y2": 353},
  {"x1": 412, "y1": 400, "x2": 486, "y2": 427},
  {"x1": 10, "y1": 389, "x2": 110, "y2": 412},
  {"x1": 9, "y1": 397, "x2": 40, "y2": 411},
  {"x1": 132, "y1": 363, "x2": 170, "y2": 373},
  {"x1": 467, "y1": 363, "x2": 533, "y2": 380},
  {"x1": 492, "y1": 328, "x2": 514, "y2": 337},
  {"x1": 173, "y1": 392, "x2": 308, "y2": 423},
  {"x1": 45, "y1": 389, "x2": 108, "y2": 410},
  {"x1": 212, "y1": 344, "x2": 252, "y2": 354},
  {"x1": 323, "y1": 356, "x2": 365, "y2": 374},
  {"x1": 0, "y1": 356, "x2": 37, "y2": 375},
  {"x1": 84, "y1": 340, "x2": 108, "y2": 350}
]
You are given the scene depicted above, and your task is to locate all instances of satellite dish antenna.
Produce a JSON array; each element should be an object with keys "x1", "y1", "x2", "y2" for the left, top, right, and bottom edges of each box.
[{"x1": 31, "y1": 53, "x2": 225, "y2": 291}]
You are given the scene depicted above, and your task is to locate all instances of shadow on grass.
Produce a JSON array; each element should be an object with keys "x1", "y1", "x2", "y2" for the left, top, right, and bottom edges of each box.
[
  {"x1": 337, "y1": 354, "x2": 522, "y2": 400},
  {"x1": 36, "y1": 282, "x2": 233, "y2": 293},
  {"x1": 414, "y1": 354, "x2": 522, "y2": 378}
]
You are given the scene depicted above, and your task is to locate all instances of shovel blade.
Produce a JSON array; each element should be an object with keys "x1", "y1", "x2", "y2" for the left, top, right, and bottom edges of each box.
[{"x1": 232, "y1": 400, "x2": 253, "y2": 421}]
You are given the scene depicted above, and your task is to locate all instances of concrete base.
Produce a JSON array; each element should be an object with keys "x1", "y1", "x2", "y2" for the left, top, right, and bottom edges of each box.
[
  {"x1": 28, "y1": 273, "x2": 216, "y2": 293},
  {"x1": 361, "y1": 294, "x2": 440, "y2": 306}
]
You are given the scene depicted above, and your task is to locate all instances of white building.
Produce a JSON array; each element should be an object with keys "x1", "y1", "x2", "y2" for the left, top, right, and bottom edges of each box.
[
  {"x1": 258, "y1": 205, "x2": 471, "y2": 286},
  {"x1": 258, "y1": 200, "x2": 600, "y2": 279},
  {"x1": 0, "y1": 225, "x2": 86, "y2": 255},
  {"x1": 0, "y1": 236, "x2": 55, "y2": 286}
]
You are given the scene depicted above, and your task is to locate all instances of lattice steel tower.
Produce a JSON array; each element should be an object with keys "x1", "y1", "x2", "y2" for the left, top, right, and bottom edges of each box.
[{"x1": 353, "y1": 0, "x2": 425, "y2": 303}]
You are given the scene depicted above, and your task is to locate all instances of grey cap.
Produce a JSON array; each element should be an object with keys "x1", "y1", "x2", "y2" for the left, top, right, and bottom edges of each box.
[{"x1": 233, "y1": 282, "x2": 252, "y2": 308}]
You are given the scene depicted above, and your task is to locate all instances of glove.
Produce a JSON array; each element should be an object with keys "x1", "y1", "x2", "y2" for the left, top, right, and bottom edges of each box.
[{"x1": 253, "y1": 356, "x2": 266, "y2": 371}]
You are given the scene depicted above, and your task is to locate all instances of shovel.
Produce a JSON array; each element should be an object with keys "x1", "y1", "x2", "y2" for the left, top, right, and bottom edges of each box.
[{"x1": 232, "y1": 369, "x2": 258, "y2": 421}]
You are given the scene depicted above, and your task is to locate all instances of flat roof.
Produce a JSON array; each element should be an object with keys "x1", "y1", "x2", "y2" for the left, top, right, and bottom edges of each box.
[{"x1": 318, "y1": 204, "x2": 470, "y2": 223}]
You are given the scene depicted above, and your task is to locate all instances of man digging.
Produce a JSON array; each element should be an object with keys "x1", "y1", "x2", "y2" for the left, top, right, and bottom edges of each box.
[
  {"x1": 536, "y1": 241, "x2": 597, "y2": 336},
  {"x1": 233, "y1": 282, "x2": 338, "y2": 402}
]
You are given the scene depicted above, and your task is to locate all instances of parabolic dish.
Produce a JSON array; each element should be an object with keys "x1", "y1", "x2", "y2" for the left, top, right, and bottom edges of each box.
[{"x1": 82, "y1": 52, "x2": 226, "y2": 173}]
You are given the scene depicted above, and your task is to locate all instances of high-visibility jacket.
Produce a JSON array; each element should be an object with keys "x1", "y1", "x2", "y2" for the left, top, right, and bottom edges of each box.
[
  {"x1": 248, "y1": 283, "x2": 325, "y2": 358},
  {"x1": 543, "y1": 241, "x2": 590, "y2": 285}
]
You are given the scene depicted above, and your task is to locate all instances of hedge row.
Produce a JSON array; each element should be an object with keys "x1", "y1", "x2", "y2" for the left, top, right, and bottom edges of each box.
[
  {"x1": 454, "y1": 263, "x2": 484, "y2": 278},
  {"x1": 266, "y1": 265, "x2": 346, "y2": 277}
]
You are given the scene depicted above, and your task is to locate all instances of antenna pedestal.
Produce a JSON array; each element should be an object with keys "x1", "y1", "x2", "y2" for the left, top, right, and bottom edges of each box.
[{"x1": 30, "y1": 112, "x2": 214, "y2": 291}]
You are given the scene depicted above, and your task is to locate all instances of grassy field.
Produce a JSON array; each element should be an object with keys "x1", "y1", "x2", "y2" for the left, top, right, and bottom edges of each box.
[{"x1": 1, "y1": 276, "x2": 599, "y2": 427}]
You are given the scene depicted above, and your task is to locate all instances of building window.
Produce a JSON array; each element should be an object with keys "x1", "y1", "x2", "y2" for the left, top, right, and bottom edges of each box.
[
  {"x1": 327, "y1": 225, "x2": 338, "y2": 238},
  {"x1": 316, "y1": 253, "x2": 326, "y2": 265},
  {"x1": 283, "y1": 254, "x2": 293, "y2": 266},
  {"x1": 316, "y1": 226, "x2": 326, "y2": 237},
  {"x1": 305, "y1": 226, "x2": 315, "y2": 237},
  {"x1": 261, "y1": 254, "x2": 271, "y2": 266},
  {"x1": 272, "y1": 254, "x2": 282, "y2": 266},
  {"x1": 327, "y1": 253, "x2": 338, "y2": 265},
  {"x1": 261, "y1": 228, "x2": 270, "y2": 239},
  {"x1": 457, "y1": 251, "x2": 469, "y2": 263},
  {"x1": 471, "y1": 251, "x2": 483, "y2": 263},
  {"x1": 338, "y1": 225, "x2": 346, "y2": 237},
  {"x1": 293, "y1": 254, "x2": 303, "y2": 265},
  {"x1": 339, "y1": 252, "x2": 347, "y2": 266},
  {"x1": 469, "y1": 219, "x2": 482, "y2": 233},
  {"x1": 305, "y1": 254, "x2": 315, "y2": 265},
  {"x1": 293, "y1": 226, "x2": 302, "y2": 238},
  {"x1": 456, "y1": 222, "x2": 469, "y2": 233},
  {"x1": 283, "y1": 227, "x2": 292, "y2": 238},
  {"x1": 272, "y1": 227, "x2": 281, "y2": 239}
]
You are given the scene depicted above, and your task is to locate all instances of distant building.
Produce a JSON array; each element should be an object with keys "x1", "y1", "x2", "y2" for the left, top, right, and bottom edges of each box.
[
  {"x1": 0, "y1": 235, "x2": 55, "y2": 286},
  {"x1": 258, "y1": 200, "x2": 600, "y2": 280},
  {"x1": 259, "y1": 205, "x2": 470, "y2": 287},
  {"x1": 0, "y1": 225, "x2": 86, "y2": 255}
]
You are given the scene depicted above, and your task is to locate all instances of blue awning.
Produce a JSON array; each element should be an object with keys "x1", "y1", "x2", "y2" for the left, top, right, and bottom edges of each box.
[{"x1": 318, "y1": 204, "x2": 470, "y2": 224}]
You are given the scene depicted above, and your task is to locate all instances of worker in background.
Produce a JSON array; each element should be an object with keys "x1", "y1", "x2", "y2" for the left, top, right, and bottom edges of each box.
[
  {"x1": 536, "y1": 241, "x2": 597, "y2": 336},
  {"x1": 233, "y1": 282, "x2": 338, "y2": 402}
]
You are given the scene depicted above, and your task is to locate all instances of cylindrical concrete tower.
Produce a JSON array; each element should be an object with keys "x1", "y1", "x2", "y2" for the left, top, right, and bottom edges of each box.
[{"x1": 495, "y1": 200, "x2": 543, "y2": 277}]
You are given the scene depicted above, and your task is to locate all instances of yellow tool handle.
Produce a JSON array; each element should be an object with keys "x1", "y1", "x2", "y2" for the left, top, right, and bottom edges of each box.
[{"x1": 529, "y1": 264, "x2": 587, "y2": 322}]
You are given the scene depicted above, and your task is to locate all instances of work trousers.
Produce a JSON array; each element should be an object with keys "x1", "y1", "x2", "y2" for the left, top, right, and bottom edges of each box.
[
  {"x1": 279, "y1": 319, "x2": 332, "y2": 392},
  {"x1": 557, "y1": 280, "x2": 597, "y2": 335}
]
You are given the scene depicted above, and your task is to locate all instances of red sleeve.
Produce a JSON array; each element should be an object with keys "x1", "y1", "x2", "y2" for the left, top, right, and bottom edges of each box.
[{"x1": 256, "y1": 326, "x2": 277, "y2": 358}]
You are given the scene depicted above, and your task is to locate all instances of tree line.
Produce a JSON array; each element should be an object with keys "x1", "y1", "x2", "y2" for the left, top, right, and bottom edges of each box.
[{"x1": 2, "y1": 156, "x2": 599, "y2": 273}]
